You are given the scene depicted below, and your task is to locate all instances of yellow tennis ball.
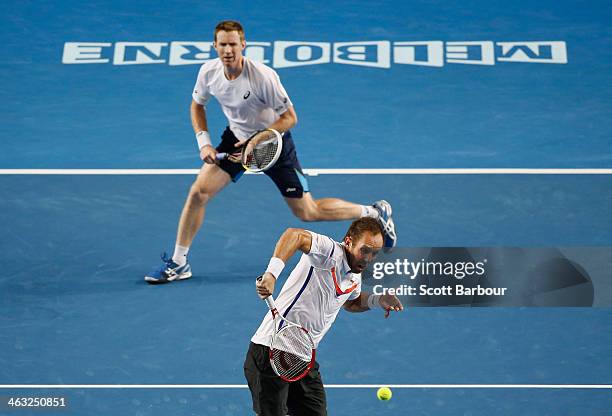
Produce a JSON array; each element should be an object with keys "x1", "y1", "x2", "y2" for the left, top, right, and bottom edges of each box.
[{"x1": 377, "y1": 387, "x2": 392, "y2": 401}]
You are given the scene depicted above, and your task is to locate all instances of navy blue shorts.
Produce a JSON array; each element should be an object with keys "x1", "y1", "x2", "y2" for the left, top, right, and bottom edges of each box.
[{"x1": 215, "y1": 127, "x2": 310, "y2": 198}]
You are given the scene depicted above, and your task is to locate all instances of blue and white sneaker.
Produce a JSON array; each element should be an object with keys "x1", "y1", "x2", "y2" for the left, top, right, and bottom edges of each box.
[
  {"x1": 373, "y1": 200, "x2": 397, "y2": 249},
  {"x1": 144, "y1": 253, "x2": 192, "y2": 284}
]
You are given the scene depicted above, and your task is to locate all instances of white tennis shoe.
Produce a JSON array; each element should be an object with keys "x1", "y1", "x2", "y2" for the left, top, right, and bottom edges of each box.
[{"x1": 373, "y1": 200, "x2": 397, "y2": 249}]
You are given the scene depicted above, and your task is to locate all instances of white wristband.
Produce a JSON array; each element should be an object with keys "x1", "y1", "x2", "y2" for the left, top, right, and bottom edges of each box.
[
  {"x1": 265, "y1": 257, "x2": 285, "y2": 279},
  {"x1": 367, "y1": 294, "x2": 381, "y2": 309},
  {"x1": 196, "y1": 131, "x2": 212, "y2": 150}
]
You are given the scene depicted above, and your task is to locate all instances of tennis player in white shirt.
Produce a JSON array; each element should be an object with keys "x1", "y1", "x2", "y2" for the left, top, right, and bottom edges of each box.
[
  {"x1": 245, "y1": 217, "x2": 403, "y2": 415},
  {"x1": 145, "y1": 20, "x2": 396, "y2": 284}
]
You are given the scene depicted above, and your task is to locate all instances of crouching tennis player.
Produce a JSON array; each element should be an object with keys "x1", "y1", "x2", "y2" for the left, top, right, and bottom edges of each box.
[{"x1": 245, "y1": 217, "x2": 403, "y2": 415}]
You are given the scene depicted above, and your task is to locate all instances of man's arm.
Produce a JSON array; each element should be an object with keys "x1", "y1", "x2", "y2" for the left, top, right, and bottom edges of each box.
[
  {"x1": 270, "y1": 227, "x2": 311, "y2": 262},
  {"x1": 268, "y1": 106, "x2": 297, "y2": 133},
  {"x1": 344, "y1": 292, "x2": 404, "y2": 316},
  {"x1": 191, "y1": 99, "x2": 209, "y2": 133},
  {"x1": 235, "y1": 106, "x2": 298, "y2": 153},
  {"x1": 191, "y1": 99, "x2": 216, "y2": 163},
  {"x1": 256, "y1": 228, "x2": 312, "y2": 299},
  {"x1": 343, "y1": 293, "x2": 370, "y2": 313}
]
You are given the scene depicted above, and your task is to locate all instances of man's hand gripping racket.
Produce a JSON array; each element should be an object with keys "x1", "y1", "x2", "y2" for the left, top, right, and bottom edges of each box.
[
  {"x1": 217, "y1": 128, "x2": 283, "y2": 172},
  {"x1": 256, "y1": 275, "x2": 316, "y2": 382}
]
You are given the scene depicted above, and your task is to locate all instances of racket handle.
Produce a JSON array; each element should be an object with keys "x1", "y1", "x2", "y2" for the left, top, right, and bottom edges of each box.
[
  {"x1": 264, "y1": 296, "x2": 277, "y2": 311},
  {"x1": 215, "y1": 152, "x2": 227, "y2": 160}
]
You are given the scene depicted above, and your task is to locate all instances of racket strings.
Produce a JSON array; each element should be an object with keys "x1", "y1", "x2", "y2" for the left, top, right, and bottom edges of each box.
[
  {"x1": 243, "y1": 132, "x2": 280, "y2": 170},
  {"x1": 271, "y1": 325, "x2": 314, "y2": 380}
]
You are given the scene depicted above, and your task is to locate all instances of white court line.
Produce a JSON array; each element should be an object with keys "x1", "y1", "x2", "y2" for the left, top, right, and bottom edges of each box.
[
  {"x1": 1, "y1": 384, "x2": 611, "y2": 389},
  {"x1": 1, "y1": 169, "x2": 612, "y2": 175}
]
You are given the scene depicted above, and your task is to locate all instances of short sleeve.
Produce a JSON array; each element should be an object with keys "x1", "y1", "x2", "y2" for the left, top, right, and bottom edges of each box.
[
  {"x1": 260, "y1": 70, "x2": 293, "y2": 115},
  {"x1": 347, "y1": 277, "x2": 361, "y2": 301},
  {"x1": 192, "y1": 64, "x2": 212, "y2": 106},
  {"x1": 306, "y1": 231, "x2": 336, "y2": 268}
]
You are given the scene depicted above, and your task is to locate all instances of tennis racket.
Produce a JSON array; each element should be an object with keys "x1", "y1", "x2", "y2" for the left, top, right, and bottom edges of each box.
[
  {"x1": 217, "y1": 128, "x2": 283, "y2": 172},
  {"x1": 256, "y1": 276, "x2": 316, "y2": 382}
]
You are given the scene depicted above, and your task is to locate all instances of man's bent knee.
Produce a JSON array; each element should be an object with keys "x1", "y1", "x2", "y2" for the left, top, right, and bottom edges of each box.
[
  {"x1": 292, "y1": 206, "x2": 319, "y2": 222},
  {"x1": 188, "y1": 183, "x2": 213, "y2": 206}
]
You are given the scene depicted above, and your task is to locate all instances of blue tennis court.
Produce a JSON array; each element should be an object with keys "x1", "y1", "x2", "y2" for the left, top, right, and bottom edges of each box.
[{"x1": 1, "y1": 0, "x2": 611, "y2": 414}]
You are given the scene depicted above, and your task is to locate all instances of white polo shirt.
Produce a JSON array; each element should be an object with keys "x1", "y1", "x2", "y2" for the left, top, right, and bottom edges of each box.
[
  {"x1": 251, "y1": 231, "x2": 362, "y2": 349},
  {"x1": 192, "y1": 57, "x2": 293, "y2": 140}
]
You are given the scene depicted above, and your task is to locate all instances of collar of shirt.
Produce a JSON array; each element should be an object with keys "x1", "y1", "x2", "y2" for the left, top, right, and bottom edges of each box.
[{"x1": 338, "y1": 244, "x2": 354, "y2": 278}]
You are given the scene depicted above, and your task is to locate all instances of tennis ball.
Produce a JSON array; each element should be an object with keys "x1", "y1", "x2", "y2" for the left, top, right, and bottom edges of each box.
[{"x1": 377, "y1": 386, "x2": 392, "y2": 401}]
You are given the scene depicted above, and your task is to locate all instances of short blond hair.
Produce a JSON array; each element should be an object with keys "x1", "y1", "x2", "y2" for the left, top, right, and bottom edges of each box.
[{"x1": 214, "y1": 20, "x2": 245, "y2": 42}]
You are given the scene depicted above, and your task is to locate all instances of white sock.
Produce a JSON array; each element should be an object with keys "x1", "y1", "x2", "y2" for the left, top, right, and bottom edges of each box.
[
  {"x1": 360, "y1": 205, "x2": 379, "y2": 218},
  {"x1": 172, "y1": 244, "x2": 190, "y2": 266}
]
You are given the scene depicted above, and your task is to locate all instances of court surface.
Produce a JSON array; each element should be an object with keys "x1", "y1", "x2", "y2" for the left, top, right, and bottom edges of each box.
[{"x1": 1, "y1": 0, "x2": 611, "y2": 414}]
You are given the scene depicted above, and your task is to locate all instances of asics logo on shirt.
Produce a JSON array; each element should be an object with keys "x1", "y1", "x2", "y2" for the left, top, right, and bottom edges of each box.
[{"x1": 243, "y1": 91, "x2": 251, "y2": 99}]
